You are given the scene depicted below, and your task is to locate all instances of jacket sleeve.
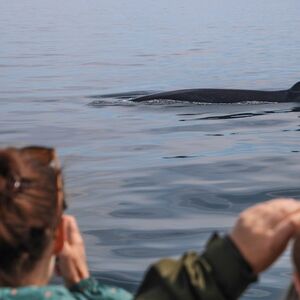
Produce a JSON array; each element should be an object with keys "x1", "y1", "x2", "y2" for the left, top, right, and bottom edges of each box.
[
  {"x1": 134, "y1": 234, "x2": 257, "y2": 300},
  {"x1": 69, "y1": 277, "x2": 133, "y2": 300}
]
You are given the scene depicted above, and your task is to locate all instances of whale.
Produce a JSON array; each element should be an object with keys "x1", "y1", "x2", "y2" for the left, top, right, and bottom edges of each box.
[{"x1": 131, "y1": 81, "x2": 300, "y2": 103}]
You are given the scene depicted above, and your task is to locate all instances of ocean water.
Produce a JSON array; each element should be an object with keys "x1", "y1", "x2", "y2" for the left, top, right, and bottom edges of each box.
[{"x1": 1, "y1": 0, "x2": 300, "y2": 298}]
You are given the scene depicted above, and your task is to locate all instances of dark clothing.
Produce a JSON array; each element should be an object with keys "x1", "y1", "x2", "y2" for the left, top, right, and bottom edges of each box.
[
  {"x1": 135, "y1": 234, "x2": 257, "y2": 300},
  {"x1": 0, "y1": 235, "x2": 257, "y2": 300}
]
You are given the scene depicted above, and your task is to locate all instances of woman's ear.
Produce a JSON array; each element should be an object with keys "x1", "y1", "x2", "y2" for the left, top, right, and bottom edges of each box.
[{"x1": 53, "y1": 218, "x2": 64, "y2": 255}]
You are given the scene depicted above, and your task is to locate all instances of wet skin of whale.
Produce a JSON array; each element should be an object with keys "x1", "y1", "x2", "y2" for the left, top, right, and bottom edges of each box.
[{"x1": 132, "y1": 82, "x2": 300, "y2": 103}]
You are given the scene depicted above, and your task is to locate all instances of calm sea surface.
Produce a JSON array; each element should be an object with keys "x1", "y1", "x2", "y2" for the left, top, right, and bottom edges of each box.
[{"x1": 1, "y1": 0, "x2": 300, "y2": 298}]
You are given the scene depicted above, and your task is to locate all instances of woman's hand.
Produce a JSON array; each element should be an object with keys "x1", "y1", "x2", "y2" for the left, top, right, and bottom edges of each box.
[
  {"x1": 230, "y1": 198, "x2": 300, "y2": 274},
  {"x1": 56, "y1": 215, "x2": 90, "y2": 287}
]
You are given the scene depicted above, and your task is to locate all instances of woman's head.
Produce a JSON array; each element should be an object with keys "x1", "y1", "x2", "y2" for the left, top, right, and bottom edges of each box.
[{"x1": 0, "y1": 146, "x2": 65, "y2": 286}]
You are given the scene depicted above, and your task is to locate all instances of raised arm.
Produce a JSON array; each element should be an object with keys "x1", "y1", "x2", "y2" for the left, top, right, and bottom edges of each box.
[{"x1": 135, "y1": 199, "x2": 300, "y2": 300}]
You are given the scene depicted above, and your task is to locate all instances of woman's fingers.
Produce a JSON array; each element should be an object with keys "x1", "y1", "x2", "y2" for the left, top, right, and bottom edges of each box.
[
  {"x1": 62, "y1": 215, "x2": 83, "y2": 245},
  {"x1": 57, "y1": 215, "x2": 89, "y2": 287}
]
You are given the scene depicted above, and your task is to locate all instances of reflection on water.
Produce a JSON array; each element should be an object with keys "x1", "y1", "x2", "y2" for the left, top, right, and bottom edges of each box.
[{"x1": 1, "y1": 0, "x2": 300, "y2": 298}]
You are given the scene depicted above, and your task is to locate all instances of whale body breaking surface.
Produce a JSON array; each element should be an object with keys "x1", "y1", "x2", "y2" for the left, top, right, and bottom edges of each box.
[{"x1": 131, "y1": 82, "x2": 300, "y2": 103}]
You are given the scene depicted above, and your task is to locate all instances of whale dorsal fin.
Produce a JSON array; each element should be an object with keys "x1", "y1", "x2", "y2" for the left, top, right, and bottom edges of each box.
[
  {"x1": 291, "y1": 81, "x2": 300, "y2": 92},
  {"x1": 288, "y1": 81, "x2": 300, "y2": 101}
]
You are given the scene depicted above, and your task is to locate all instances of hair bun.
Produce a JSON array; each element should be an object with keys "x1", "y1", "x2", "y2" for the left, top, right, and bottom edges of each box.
[{"x1": 0, "y1": 146, "x2": 63, "y2": 286}]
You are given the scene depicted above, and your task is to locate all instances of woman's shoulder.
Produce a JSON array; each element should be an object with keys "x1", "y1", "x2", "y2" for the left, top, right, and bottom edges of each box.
[
  {"x1": 0, "y1": 278, "x2": 133, "y2": 300},
  {"x1": 69, "y1": 277, "x2": 133, "y2": 300},
  {"x1": 0, "y1": 285, "x2": 73, "y2": 300}
]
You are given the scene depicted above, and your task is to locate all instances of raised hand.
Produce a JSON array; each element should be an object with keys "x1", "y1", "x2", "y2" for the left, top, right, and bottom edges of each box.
[
  {"x1": 57, "y1": 215, "x2": 90, "y2": 287},
  {"x1": 230, "y1": 198, "x2": 300, "y2": 274}
]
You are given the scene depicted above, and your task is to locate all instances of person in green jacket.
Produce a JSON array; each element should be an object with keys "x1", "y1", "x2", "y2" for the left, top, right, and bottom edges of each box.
[{"x1": 0, "y1": 146, "x2": 300, "y2": 300}]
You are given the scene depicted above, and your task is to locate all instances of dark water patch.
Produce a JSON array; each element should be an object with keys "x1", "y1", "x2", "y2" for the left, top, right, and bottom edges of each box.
[
  {"x1": 81, "y1": 62, "x2": 145, "y2": 67},
  {"x1": 119, "y1": 156, "x2": 300, "y2": 216},
  {"x1": 149, "y1": 119, "x2": 286, "y2": 134},
  {"x1": 85, "y1": 228, "x2": 216, "y2": 246},
  {"x1": 265, "y1": 188, "x2": 300, "y2": 199},
  {"x1": 112, "y1": 246, "x2": 184, "y2": 259},
  {"x1": 155, "y1": 185, "x2": 234, "y2": 212},
  {"x1": 201, "y1": 112, "x2": 266, "y2": 120},
  {"x1": 31, "y1": 99, "x2": 61, "y2": 103},
  {"x1": 110, "y1": 206, "x2": 173, "y2": 219},
  {"x1": 205, "y1": 133, "x2": 224, "y2": 136},
  {"x1": 218, "y1": 188, "x2": 300, "y2": 211},
  {"x1": 135, "y1": 53, "x2": 157, "y2": 58},
  {"x1": 162, "y1": 155, "x2": 198, "y2": 159},
  {"x1": 283, "y1": 129, "x2": 300, "y2": 132},
  {"x1": 121, "y1": 177, "x2": 165, "y2": 190},
  {"x1": 180, "y1": 109, "x2": 291, "y2": 121},
  {"x1": 177, "y1": 192, "x2": 232, "y2": 211},
  {"x1": 177, "y1": 113, "x2": 204, "y2": 116},
  {"x1": 0, "y1": 130, "x2": 23, "y2": 135},
  {"x1": 216, "y1": 191, "x2": 279, "y2": 209},
  {"x1": 0, "y1": 63, "x2": 49, "y2": 68},
  {"x1": 149, "y1": 124, "x2": 226, "y2": 134}
]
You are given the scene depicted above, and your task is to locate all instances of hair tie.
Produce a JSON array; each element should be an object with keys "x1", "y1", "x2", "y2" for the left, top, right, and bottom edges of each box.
[
  {"x1": 6, "y1": 176, "x2": 23, "y2": 194},
  {"x1": 13, "y1": 180, "x2": 21, "y2": 190}
]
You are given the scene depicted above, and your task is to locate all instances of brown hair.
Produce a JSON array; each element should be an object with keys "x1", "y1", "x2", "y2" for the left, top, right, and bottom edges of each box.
[{"x1": 0, "y1": 146, "x2": 65, "y2": 286}]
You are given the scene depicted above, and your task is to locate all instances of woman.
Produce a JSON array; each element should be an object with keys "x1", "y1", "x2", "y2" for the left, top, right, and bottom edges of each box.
[
  {"x1": 1, "y1": 145, "x2": 300, "y2": 300},
  {"x1": 0, "y1": 146, "x2": 132, "y2": 299}
]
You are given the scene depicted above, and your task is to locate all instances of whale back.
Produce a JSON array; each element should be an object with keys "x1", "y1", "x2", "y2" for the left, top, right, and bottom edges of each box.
[
  {"x1": 132, "y1": 82, "x2": 300, "y2": 103},
  {"x1": 288, "y1": 81, "x2": 300, "y2": 101}
]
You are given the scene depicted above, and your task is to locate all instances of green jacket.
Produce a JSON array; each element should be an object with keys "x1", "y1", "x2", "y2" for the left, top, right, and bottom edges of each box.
[
  {"x1": 0, "y1": 235, "x2": 257, "y2": 300},
  {"x1": 135, "y1": 234, "x2": 257, "y2": 300}
]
